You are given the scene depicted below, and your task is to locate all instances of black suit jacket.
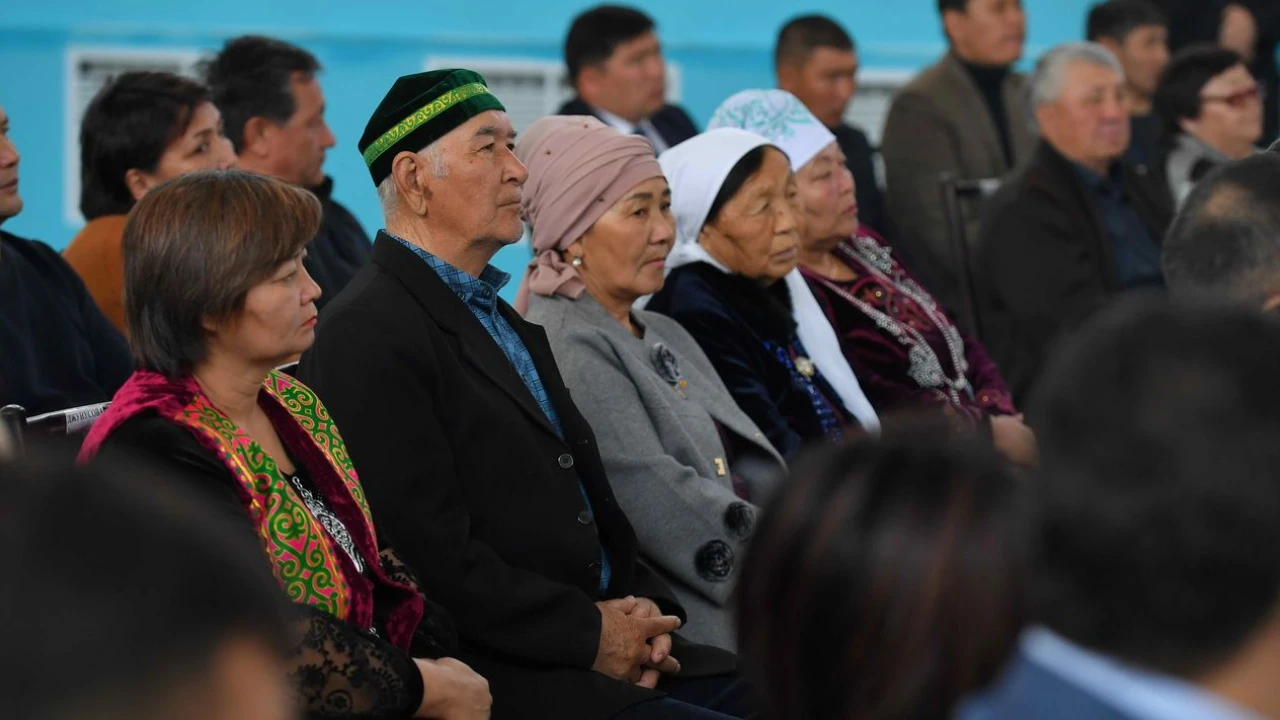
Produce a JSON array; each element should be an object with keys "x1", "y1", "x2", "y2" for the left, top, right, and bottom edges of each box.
[
  {"x1": 306, "y1": 176, "x2": 371, "y2": 314},
  {"x1": 557, "y1": 96, "x2": 699, "y2": 149},
  {"x1": 975, "y1": 142, "x2": 1173, "y2": 403},
  {"x1": 298, "y1": 233, "x2": 732, "y2": 719}
]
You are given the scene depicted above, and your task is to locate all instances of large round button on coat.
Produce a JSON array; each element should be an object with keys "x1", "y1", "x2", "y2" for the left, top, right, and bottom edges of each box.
[
  {"x1": 577, "y1": 510, "x2": 593, "y2": 525},
  {"x1": 557, "y1": 453, "x2": 574, "y2": 469}
]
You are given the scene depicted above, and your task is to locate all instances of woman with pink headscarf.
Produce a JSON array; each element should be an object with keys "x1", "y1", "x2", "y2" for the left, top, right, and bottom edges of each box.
[{"x1": 516, "y1": 116, "x2": 784, "y2": 652}]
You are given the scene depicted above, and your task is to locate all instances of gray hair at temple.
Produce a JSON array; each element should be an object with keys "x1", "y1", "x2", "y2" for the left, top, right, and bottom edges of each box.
[
  {"x1": 376, "y1": 140, "x2": 449, "y2": 216},
  {"x1": 1026, "y1": 42, "x2": 1126, "y2": 128}
]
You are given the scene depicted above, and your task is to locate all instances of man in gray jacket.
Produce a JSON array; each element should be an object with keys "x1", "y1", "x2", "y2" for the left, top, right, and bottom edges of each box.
[{"x1": 880, "y1": 0, "x2": 1036, "y2": 314}]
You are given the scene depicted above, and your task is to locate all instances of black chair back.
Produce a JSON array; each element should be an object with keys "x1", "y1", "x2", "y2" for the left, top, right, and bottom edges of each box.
[
  {"x1": 0, "y1": 405, "x2": 24, "y2": 457},
  {"x1": 938, "y1": 173, "x2": 1001, "y2": 341},
  {"x1": 0, "y1": 402, "x2": 111, "y2": 457}
]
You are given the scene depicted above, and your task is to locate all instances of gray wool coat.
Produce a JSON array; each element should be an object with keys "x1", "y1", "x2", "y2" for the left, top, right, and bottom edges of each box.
[{"x1": 526, "y1": 292, "x2": 786, "y2": 650}]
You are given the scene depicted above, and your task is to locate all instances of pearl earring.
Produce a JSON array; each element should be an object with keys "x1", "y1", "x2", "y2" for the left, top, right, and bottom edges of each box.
[{"x1": 571, "y1": 256, "x2": 583, "y2": 268}]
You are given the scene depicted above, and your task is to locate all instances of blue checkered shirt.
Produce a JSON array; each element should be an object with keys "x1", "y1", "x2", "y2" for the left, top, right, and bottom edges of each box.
[{"x1": 391, "y1": 234, "x2": 611, "y2": 593}]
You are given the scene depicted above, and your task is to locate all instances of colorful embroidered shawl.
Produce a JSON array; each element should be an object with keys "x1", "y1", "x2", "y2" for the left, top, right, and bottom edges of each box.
[{"x1": 80, "y1": 369, "x2": 423, "y2": 650}]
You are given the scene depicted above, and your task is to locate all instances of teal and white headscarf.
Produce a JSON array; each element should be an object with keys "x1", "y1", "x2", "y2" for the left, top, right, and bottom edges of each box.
[{"x1": 708, "y1": 89, "x2": 837, "y2": 172}]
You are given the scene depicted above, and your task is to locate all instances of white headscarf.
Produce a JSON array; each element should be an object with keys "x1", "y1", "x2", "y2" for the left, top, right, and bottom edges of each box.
[
  {"x1": 708, "y1": 89, "x2": 837, "y2": 172},
  {"x1": 658, "y1": 128, "x2": 767, "y2": 276},
  {"x1": 650, "y1": 126, "x2": 880, "y2": 431}
]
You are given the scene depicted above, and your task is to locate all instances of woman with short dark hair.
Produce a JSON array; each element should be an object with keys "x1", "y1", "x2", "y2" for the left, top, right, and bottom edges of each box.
[
  {"x1": 64, "y1": 71, "x2": 236, "y2": 333},
  {"x1": 1155, "y1": 45, "x2": 1263, "y2": 204},
  {"x1": 79, "y1": 169, "x2": 491, "y2": 719},
  {"x1": 737, "y1": 422, "x2": 1027, "y2": 720}
]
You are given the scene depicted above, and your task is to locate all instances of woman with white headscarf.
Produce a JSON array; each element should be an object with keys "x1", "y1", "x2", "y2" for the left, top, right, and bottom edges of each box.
[
  {"x1": 645, "y1": 128, "x2": 879, "y2": 459},
  {"x1": 708, "y1": 90, "x2": 1036, "y2": 465},
  {"x1": 514, "y1": 116, "x2": 785, "y2": 651}
]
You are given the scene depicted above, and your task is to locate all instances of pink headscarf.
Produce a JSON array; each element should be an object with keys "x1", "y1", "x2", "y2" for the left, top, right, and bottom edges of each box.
[{"x1": 513, "y1": 115, "x2": 663, "y2": 314}]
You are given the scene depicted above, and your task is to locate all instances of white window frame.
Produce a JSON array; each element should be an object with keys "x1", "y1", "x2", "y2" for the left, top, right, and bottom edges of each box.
[{"x1": 424, "y1": 54, "x2": 683, "y2": 131}]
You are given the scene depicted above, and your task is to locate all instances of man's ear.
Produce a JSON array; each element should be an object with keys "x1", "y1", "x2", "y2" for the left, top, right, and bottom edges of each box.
[
  {"x1": 1034, "y1": 103, "x2": 1056, "y2": 136},
  {"x1": 239, "y1": 116, "x2": 274, "y2": 160},
  {"x1": 776, "y1": 60, "x2": 801, "y2": 94},
  {"x1": 577, "y1": 64, "x2": 607, "y2": 101},
  {"x1": 390, "y1": 151, "x2": 431, "y2": 216},
  {"x1": 941, "y1": 9, "x2": 966, "y2": 47}
]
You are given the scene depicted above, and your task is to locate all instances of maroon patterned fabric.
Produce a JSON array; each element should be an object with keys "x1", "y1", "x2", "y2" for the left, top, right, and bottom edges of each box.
[{"x1": 802, "y1": 228, "x2": 1017, "y2": 424}]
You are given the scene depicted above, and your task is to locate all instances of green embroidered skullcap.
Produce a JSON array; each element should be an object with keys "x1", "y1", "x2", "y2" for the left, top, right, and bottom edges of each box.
[{"x1": 358, "y1": 69, "x2": 505, "y2": 186}]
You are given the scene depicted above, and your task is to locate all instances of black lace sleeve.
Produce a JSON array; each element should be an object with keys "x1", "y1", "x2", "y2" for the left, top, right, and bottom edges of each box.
[
  {"x1": 378, "y1": 546, "x2": 460, "y2": 660},
  {"x1": 97, "y1": 415, "x2": 427, "y2": 718},
  {"x1": 288, "y1": 603, "x2": 424, "y2": 719}
]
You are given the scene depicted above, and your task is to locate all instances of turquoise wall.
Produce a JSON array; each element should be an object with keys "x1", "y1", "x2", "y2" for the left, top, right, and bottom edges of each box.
[{"x1": 0, "y1": 0, "x2": 1097, "y2": 287}]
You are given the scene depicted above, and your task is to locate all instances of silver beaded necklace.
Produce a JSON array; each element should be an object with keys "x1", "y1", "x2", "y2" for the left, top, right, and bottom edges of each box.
[{"x1": 808, "y1": 235, "x2": 973, "y2": 405}]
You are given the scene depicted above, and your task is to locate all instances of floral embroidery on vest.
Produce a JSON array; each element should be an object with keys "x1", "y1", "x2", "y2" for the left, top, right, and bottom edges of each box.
[{"x1": 172, "y1": 371, "x2": 375, "y2": 621}]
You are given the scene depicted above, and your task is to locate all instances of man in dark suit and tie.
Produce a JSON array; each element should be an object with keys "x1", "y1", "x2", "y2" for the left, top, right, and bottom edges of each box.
[
  {"x1": 961, "y1": 299, "x2": 1280, "y2": 720},
  {"x1": 775, "y1": 14, "x2": 892, "y2": 240},
  {"x1": 557, "y1": 5, "x2": 698, "y2": 154}
]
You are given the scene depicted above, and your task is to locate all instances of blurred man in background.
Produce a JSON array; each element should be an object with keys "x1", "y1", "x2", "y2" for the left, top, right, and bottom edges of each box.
[
  {"x1": 775, "y1": 14, "x2": 890, "y2": 239},
  {"x1": 963, "y1": 299, "x2": 1280, "y2": 720},
  {"x1": 203, "y1": 35, "x2": 371, "y2": 312},
  {"x1": 1087, "y1": 0, "x2": 1171, "y2": 172},
  {"x1": 976, "y1": 43, "x2": 1172, "y2": 402},
  {"x1": 2, "y1": 457, "x2": 295, "y2": 720},
  {"x1": 558, "y1": 5, "x2": 698, "y2": 153},
  {"x1": 1163, "y1": 154, "x2": 1280, "y2": 308},
  {"x1": 880, "y1": 0, "x2": 1036, "y2": 314},
  {"x1": 0, "y1": 103, "x2": 131, "y2": 416}
]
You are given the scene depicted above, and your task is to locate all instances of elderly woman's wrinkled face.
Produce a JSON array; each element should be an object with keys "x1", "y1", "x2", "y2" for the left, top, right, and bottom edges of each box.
[
  {"x1": 568, "y1": 176, "x2": 674, "y2": 304},
  {"x1": 796, "y1": 141, "x2": 857, "y2": 247},
  {"x1": 207, "y1": 250, "x2": 321, "y2": 366},
  {"x1": 701, "y1": 147, "x2": 801, "y2": 285}
]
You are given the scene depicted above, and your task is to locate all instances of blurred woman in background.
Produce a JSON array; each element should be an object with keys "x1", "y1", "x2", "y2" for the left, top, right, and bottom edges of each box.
[
  {"x1": 737, "y1": 421, "x2": 1027, "y2": 719},
  {"x1": 64, "y1": 71, "x2": 236, "y2": 333}
]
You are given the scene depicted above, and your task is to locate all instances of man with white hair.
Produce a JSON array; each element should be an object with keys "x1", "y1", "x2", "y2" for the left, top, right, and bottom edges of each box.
[
  {"x1": 298, "y1": 69, "x2": 743, "y2": 720},
  {"x1": 974, "y1": 42, "x2": 1173, "y2": 402}
]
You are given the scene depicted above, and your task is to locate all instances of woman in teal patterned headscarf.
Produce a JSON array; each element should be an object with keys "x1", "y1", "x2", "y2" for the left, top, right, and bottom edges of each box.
[{"x1": 709, "y1": 90, "x2": 1037, "y2": 467}]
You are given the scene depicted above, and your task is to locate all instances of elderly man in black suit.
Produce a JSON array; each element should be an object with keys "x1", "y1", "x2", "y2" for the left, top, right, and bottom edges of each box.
[
  {"x1": 557, "y1": 5, "x2": 698, "y2": 154},
  {"x1": 975, "y1": 42, "x2": 1173, "y2": 403},
  {"x1": 298, "y1": 69, "x2": 743, "y2": 720}
]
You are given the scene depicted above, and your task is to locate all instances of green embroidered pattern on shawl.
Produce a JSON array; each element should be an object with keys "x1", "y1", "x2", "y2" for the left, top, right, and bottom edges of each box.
[{"x1": 172, "y1": 370, "x2": 375, "y2": 620}]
